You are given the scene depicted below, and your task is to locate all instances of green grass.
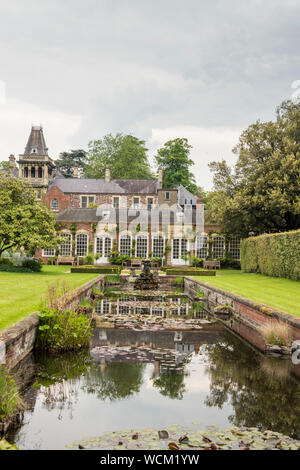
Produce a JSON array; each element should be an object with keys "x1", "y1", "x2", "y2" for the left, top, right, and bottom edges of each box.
[
  {"x1": 191, "y1": 270, "x2": 300, "y2": 317},
  {"x1": 0, "y1": 266, "x2": 99, "y2": 331}
]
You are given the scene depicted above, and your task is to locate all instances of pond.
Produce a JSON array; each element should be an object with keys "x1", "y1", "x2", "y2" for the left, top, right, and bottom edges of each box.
[{"x1": 8, "y1": 322, "x2": 300, "y2": 450}]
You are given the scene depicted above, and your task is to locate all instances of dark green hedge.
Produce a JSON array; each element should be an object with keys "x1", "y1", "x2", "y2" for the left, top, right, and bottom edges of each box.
[
  {"x1": 71, "y1": 266, "x2": 121, "y2": 274},
  {"x1": 241, "y1": 230, "x2": 300, "y2": 280},
  {"x1": 165, "y1": 268, "x2": 216, "y2": 276}
]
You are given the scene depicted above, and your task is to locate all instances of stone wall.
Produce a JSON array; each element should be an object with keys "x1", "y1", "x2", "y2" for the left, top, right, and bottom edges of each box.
[
  {"x1": 0, "y1": 275, "x2": 104, "y2": 370},
  {"x1": 184, "y1": 277, "x2": 300, "y2": 351}
]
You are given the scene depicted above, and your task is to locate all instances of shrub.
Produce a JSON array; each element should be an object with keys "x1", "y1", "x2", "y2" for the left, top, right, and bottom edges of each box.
[
  {"x1": 85, "y1": 254, "x2": 94, "y2": 264},
  {"x1": 165, "y1": 268, "x2": 216, "y2": 276},
  {"x1": 0, "y1": 258, "x2": 13, "y2": 266},
  {"x1": 22, "y1": 259, "x2": 42, "y2": 272},
  {"x1": 36, "y1": 308, "x2": 93, "y2": 353},
  {"x1": 0, "y1": 366, "x2": 23, "y2": 423},
  {"x1": 0, "y1": 265, "x2": 32, "y2": 273},
  {"x1": 71, "y1": 266, "x2": 121, "y2": 274},
  {"x1": 241, "y1": 230, "x2": 300, "y2": 280},
  {"x1": 259, "y1": 321, "x2": 292, "y2": 347},
  {"x1": 217, "y1": 255, "x2": 241, "y2": 269},
  {"x1": 191, "y1": 256, "x2": 203, "y2": 267}
]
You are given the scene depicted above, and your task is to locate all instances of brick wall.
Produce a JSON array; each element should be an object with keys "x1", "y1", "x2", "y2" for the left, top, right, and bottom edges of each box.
[
  {"x1": 184, "y1": 277, "x2": 300, "y2": 351},
  {"x1": 46, "y1": 186, "x2": 70, "y2": 213}
]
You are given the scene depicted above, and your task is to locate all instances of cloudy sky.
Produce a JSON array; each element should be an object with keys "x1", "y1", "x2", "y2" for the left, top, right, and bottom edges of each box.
[{"x1": 0, "y1": 0, "x2": 299, "y2": 189}]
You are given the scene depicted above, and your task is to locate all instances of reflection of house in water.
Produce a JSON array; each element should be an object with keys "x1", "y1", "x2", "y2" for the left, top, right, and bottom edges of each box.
[{"x1": 91, "y1": 327, "x2": 223, "y2": 351}]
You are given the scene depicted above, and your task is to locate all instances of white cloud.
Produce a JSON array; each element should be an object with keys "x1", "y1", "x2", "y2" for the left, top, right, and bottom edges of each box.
[{"x1": 0, "y1": 98, "x2": 83, "y2": 160}]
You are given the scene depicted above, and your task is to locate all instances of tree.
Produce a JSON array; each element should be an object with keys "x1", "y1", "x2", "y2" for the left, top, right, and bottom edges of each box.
[
  {"x1": 84, "y1": 133, "x2": 154, "y2": 179},
  {"x1": 154, "y1": 138, "x2": 197, "y2": 193},
  {"x1": 208, "y1": 100, "x2": 300, "y2": 237},
  {"x1": 0, "y1": 176, "x2": 60, "y2": 255},
  {"x1": 0, "y1": 161, "x2": 9, "y2": 170},
  {"x1": 55, "y1": 149, "x2": 87, "y2": 178}
]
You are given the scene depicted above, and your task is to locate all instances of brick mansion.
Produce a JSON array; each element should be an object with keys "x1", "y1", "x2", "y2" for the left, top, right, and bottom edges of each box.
[{"x1": 2, "y1": 126, "x2": 241, "y2": 265}]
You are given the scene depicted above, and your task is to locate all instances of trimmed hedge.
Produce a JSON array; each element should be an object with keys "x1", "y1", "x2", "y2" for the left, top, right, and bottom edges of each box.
[
  {"x1": 241, "y1": 230, "x2": 300, "y2": 280},
  {"x1": 165, "y1": 268, "x2": 216, "y2": 276},
  {"x1": 71, "y1": 266, "x2": 121, "y2": 274}
]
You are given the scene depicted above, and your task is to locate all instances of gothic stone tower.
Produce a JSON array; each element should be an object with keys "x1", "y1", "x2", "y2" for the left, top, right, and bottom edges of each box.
[{"x1": 18, "y1": 126, "x2": 55, "y2": 200}]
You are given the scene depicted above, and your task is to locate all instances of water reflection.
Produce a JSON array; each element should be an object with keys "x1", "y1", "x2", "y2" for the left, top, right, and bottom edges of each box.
[
  {"x1": 8, "y1": 327, "x2": 300, "y2": 449},
  {"x1": 204, "y1": 331, "x2": 300, "y2": 438}
]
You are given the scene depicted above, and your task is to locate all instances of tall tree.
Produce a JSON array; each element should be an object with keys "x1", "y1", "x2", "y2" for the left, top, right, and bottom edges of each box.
[
  {"x1": 154, "y1": 138, "x2": 197, "y2": 193},
  {"x1": 0, "y1": 176, "x2": 60, "y2": 255},
  {"x1": 0, "y1": 161, "x2": 9, "y2": 170},
  {"x1": 208, "y1": 100, "x2": 300, "y2": 237},
  {"x1": 55, "y1": 149, "x2": 87, "y2": 178},
  {"x1": 85, "y1": 133, "x2": 154, "y2": 179}
]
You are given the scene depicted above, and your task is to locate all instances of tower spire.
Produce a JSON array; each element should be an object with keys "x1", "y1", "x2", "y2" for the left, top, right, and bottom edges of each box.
[{"x1": 24, "y1": 125, "x2": 48, "y2": 155}]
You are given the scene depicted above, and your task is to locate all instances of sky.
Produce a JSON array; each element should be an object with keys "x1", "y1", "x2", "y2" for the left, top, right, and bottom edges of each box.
[{"x1": 0, "y1": 0, "x2": 299, "y2": 190}]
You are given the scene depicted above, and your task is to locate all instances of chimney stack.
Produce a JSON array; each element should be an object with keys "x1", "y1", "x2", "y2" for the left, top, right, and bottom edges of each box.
[
  {"x1": 73, "y1": 162, "x2": 79, "y2": 178},
  {"x1": 158, "y1": 167, "x2": 163, "y2": 187},
  {"x1": 9, "y1": 154, "x2": 15, "y2": 175},
  {"x1": 196, "y1": 195, "x2": 203, "y2": 210},
  {"x1": 105, "y1": 166, "x2": 111, "y2": 183}
]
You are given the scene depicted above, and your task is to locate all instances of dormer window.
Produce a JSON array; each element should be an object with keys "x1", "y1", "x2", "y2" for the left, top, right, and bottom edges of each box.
[
  {"x1": 31, "y1": 148, "x2": 37, "y2": 154},
  {"x1": 165, "y1": 192, "x2": 170, "y2": 200},
  {"x1": 51, "y1": 198, "x2": 59, "y2": 212}
]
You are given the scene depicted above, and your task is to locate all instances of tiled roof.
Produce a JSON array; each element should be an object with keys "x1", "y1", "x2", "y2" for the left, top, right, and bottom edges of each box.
[
  {"x1": 50, "y1": 177, "x2": 159, "y2": 194},
  {"x1": 55, "y1": 206, "x2": 202, "y2": 226}
]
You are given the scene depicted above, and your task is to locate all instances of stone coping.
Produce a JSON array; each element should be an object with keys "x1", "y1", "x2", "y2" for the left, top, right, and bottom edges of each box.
[{"x1": 185, "y1": 276, "x2": 300, "y2": 329}]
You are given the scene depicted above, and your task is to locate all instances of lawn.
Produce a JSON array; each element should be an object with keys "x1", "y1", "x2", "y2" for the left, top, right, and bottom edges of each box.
[
  {"x1": 192, "y1": 270, "x2": 300, "y2": 317},
  {"x1": 0, "y1": 265, "x2": 99, "y2": 331}
]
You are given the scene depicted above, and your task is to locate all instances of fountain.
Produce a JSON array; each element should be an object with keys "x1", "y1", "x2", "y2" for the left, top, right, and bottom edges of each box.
[{"x1": 134, "y1": 260, "x2": 159, "y2": 290}]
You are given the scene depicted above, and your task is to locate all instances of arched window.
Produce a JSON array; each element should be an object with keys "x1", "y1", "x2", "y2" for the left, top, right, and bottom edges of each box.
[
  {"x1": 229, "y1": 237, "x2": 241, "y2": 260},
  {"x1": 38, "y1": 166, "x2": 43, "y2": 178},
  {"x1": 196, "y1": 235, "x2": 208, "y2": 259},
  {"x1": 24, "y1": 167, "x2": 28, "y2": 178},
  {"x1": 152, "y1": 235, "x2": 165, "y2": 258},
  {"x1": 60, "y1": 233, "x2": 72, "y2": 256},
  {"x1": 51, "y1": 198, "x2": 59, "y2": 211},
  {"x1": 119, "y1": 234, "x2": 131, "y2": 256},
  {"x1": 76, "y1": 233, "x2": 88, "y2": 257},
  {"x1": 212, "y1": 235, "x2": 225, "y2": 259},
  {"x1": 136, "y1": 235, "x2": 148, "y2": 258},
  {"x1": 31, "y1": 167, "x2": 35, "y2": 178}
]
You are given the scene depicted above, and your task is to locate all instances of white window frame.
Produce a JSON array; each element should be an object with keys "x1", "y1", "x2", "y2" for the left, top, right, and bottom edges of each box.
[
  {"x1": 42, "y1": 248, "x2": 56, "y2": 257},
  {"x1": 119, "y1": 234, "x2": 132, "y2": 256},
  {"x1": 76, "y1": 233, "x2": 89, "y2": 257},
  {"x1": 133, "y1": 197, "x2": 140, "y2": 209},
  {"x1": 51, "y1": 198, "x2": 59, "y2": 212},
  {"x1": 171, "y1": 238, "x2": 189, "y2": 265},
  {"x1": 196, "y1": 235, "x2": 208, "y2": 259},
  {"x1": 60, "y1": 233, "x2": 72, "y2": 257},
  {"x1": 113, "y1": 196, "x2": 120, "y2": 209},
  {"x1": 152, "y1": 234, "x2": 165, "y2": 258},
  {"x1": 95, "y1": 236, "x2": 112, "y2": 260},
  {"x1": 212, "y1": 235, "x2": 225, "y2": 259},
  {"x1": 229, "y1": 237, "x2": 241, "y2": 260},
  {"x1": 135, "y1": 234, "x2": 148, "y2": 258},
  {"x1": 81, "y1": 195, "x2": 95, "y2": 208}
]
